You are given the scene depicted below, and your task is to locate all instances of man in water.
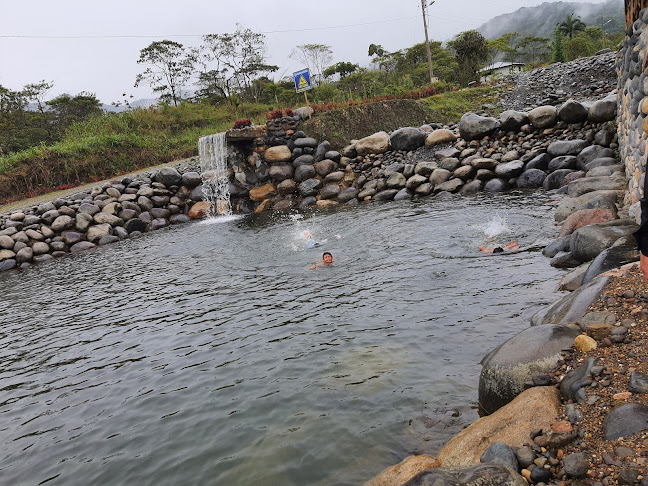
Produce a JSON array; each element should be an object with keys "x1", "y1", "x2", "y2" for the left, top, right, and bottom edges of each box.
[
  {"x1": 479, "y1": 241, "x2": 519, "y2": 254},
  {"x1": 310, "y1": 252, "x2": 333, "y2": 269}
]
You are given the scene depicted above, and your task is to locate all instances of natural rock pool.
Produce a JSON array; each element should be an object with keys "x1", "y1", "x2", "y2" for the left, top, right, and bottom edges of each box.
[{"x1": 0, "y1": 192, "x2": 565, "y2": 485}]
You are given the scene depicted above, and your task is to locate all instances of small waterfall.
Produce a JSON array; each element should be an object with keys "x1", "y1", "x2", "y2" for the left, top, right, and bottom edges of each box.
[{"x1": 198, "y1": 133, "x2": 232, "y2": 217}]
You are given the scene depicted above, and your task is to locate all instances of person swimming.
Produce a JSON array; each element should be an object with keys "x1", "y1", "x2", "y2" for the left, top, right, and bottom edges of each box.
[
  {"x1": 310, "y1": 252, "x2": 333, "y2": 269},
  {"x1": 479, "y1": 241, "x2": 519, "y2": 254},
  {"x1": 304, "y1": 231, "x2": 321, "y2": 249}
]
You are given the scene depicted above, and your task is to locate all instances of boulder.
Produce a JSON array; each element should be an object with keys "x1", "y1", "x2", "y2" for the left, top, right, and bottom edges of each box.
[
  {"x1": 51, "y1": 215, "x2": 74, "y2": 232},
  {"x1": 390, "y1": 127, "x2": 427, "y2": 151},
  {"x1": 557, "y1": 99, "x2": 589, "y2": 123},
  {"x1": 570, "y1": 220, "x2": 638, "y2": 262},
  {"x1": 516, "y1": 169, "x2": 547, "y2": 189},
  {"x1": 154, "y1": 167, "x2": 182, "y2": 187},
  {"x1": 479, "y1": 325, "x2": 579, "y2": 414},
  {"x1": 551, "y1": 251, "x2": 581, "y2": 268},
  {"x1": 315, "y1": 141, "x2": 331, "y2": 162},
  {"x1": 453, "y1": 166, "x2": 475, "y2": 180},
  {"x1": 526, "y1": 153, "x2": 552, "y2": 171},
  {"x1": 494, "y1": 161, "x2": 524, "y2": 179},
  {"x1": 555, "y1": 190, "x2": 619, "y2": 222},
  {"x1": 543, "y1": 169, "x2": 573, "y2": 190},
  {"x1": 249, "y1": 183, "x2": 277, "y2": 202},
  {"x1": 355, "y1": 132, "x2": 390, "y2": 156},
  {"x1": 314, "y1": 159, "x2": 337, "y2": 177},
  {"x1": 188, "y1": 202, "x2": 211, "y2": 220},
  {"x1": 406, "y1": 175, "x2": 428, "y2": 190},
  {"x1": 484, "y1": 179, "x2": 510, "y2": 192},
  {"x1": 294, "y1": 106, "x2": 314, "y2": 120},
  {"x1": 567, "y1": 176, "x2": 625, "y2": 198},
  {"x1": 293, "y1": 137, "x2": 317, "y2": 149},
  {"x1": 559, "y1": 262, "x2": 591, "y2": 291},
  {"x1": 531, "y1": 276, "x2": 611, "y2": 326},
  {"x1": 561, "y1": 358, "x2": 599, "y2": 403},
  {"x1": 298, "y1": 179, "x2": 323, "y2": 197},
  {"x1": 576, "y1": 145, "x2": 614, "y2": 171},
  {"x1": 429, "y1": 169, "x2": 451, "y2": 187},
  {"x1": 70, "y1": 241, "x2": 96, "y2": 253},
  {"x1": 402, "y1": 464, "x2": 527, "y2": 486},
  {"x1": 181, "y1": 171, "x2": 202, "y2": 188},
  {"x1": 603, "y1": 403, "x2": 648, "y2": 440},
  {"x1": 558, "y1": 208, "x2": 618, "y2": 237},
  {"x1": 480, "y1": 442, "x2": 519, "y2": 472},
  {"x1": 581, "y1": 243, "x2": 639, "y2": 285},
  {"x1": 124, "y1": 218, "x2": 147, "y2": 233},
  {"x1": 460, "y1": 180, "x2": 484, "y2": 195},
  {"x1": 293, "y1": 154, "x2": 315, "y2": 167},
  {"x1": 425, "y1": 129, "x2": 457, "y2": 147},
  {"x1": 499, "y1": 110, "x2": 529, "y2": 132},
  {"x1": 394, "y1": 189, "x2": 413, "y2": 201},
  {"x1": 548, "y1": 140, "x2": 588, "y2": 157},
  {"x1": 585, "y1": 157, "x2": 618, "y2": 171},
  {"x1": 277, "y1": 179, "x2": 298, "y2": 195},
  {"x1": 373, "y1": 189, "x2": 399, "y2": 201},
  {"x1": 338, "y1": 187, "x2": 358, "y2": 203},
  {"x1": 365, "y1": 455, "x2": 439, "y2": 486},
  {"x1": 548, "y1": 156, "x2": 577, "y2": 172},
  {"x1": 415, "y1": 162, "x2": 439, "y2": 177},
  {"x1": 589, "y1": 94, "x2": 617, "y2": 123},
  {"x1": 264, "y1": 145, "x2": 292, "y2": 163},
  {"x1": 437, "y1": 387, "x2": 561, "y2": 467},
  {"x1": 294, "y1": 164, "x2": 316, "y2": 183},
  {"x1": 320, "y1": 184, "x2": 341, "y2": 200},
  {"x1": 528, "y1": 106, "x2": 558, "y2": 129},
  {"x1": 459, "y1": 113, "x2": 500, "y2": 140},
  {"x1": 386, "y1": 173, "x2": 407, "y2": 189},
  {"x1": 434, "y1": 179, "x2": 463, "y2": 194},
  {"x1": 268, "y1": 164, "x2": 294, "y2": 181},
  {"x1": 439, "y1": 158, "x2": 462, "y2": 171}
]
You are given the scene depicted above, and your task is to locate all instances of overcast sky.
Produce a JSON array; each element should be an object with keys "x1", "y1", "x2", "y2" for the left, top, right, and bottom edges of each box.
[{"x1": 1, "y1": 0, "x2": 611, "y2": 104}]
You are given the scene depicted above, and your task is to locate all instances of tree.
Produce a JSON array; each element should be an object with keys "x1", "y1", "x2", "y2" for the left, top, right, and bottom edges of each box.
[
  {"x1": 46, "y1": 92, "x2": 102, "y2": 129},
  {"x1": 557, "y1": 13, "x2": 586, "y2": 40},
  {"x1": 134, "y1": 40, "x2": 194, "y2": 106},
  {"x1": 565, "y1": 36, "x2": 596, "y2": 61},
  {"x1": 517, "y1": 36, "x2": 551, "y2": 65},
  {"x1": 552, "y1": 29, "x2": 566, "y2": 63},
  {"x1": 486, "y1": 33, "x2": 520, "y2": 66},
  {"x1": 289, "y1": 44, "x2": 333, "y2": 86},
  {"x1": 448, "y1": 30, "x2": 489, "y2": 86},
  {"x1": 197, "y1": 25, "x2": 278, "y2": 103},
  {"x1": 323, "y1": 61, "x2": 359, "y2": 80},
  {"x1": 368, "y1": 44, "x2": 387, "y2": 58}
]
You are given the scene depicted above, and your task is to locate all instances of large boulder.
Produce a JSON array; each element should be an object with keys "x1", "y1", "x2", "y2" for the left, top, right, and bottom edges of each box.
[
  {"x1": 459, "y1": 113, "x2": 500, "y2": 140},
  {"x1": 570, "y1": 220, "x2": 638, "y2": 262},
  {"x1": 479, "y1": 325, "x2": 579, "y2": 414},
  {"x1": 603, "y1": 403, "x2": 648, "y2": 440},
  {"x1": 249, "y1": 183, "x2": 277, "y2": 202},
  {"x1": 531, "y1": 276, "x2": 611, "y2": 326},
  {"x1": 555, "y1": 190, "x2": 619, "y2": 222},
  {"x1": 581, "y1": 243, "x2": 639, "y2": 285},
  {"x1": 499, "y1": 110, "x2": 528, "y2": 132},
  {"x1": 526, "y1": 153, "x2": 552, "y2": 171},
  {"x1": 294, "y1": 164, "x2": 316, "y2": 183},
  {"x1": 494, "y1": 161, "x2": 524, "y2": 179},
  {"x1": 365, "y1": 455, "x2": 439, "y2": 486},
  {"x1": 558, "y1": 208, "x2": 618, "y2": 237},
  {"x1": 576, "y1": 145, "x2": 615, "y2": 171},
  {"x1": 567, "y1": 175, "x2": 625, "y2": 198},
  {"x1": 548, "y1": 140, "x2": 588, "y2": 157},
  {"x1": 557, "y1": 100, "x2": 589, "y2": 123},
  {"x1": 437, "y1": 387, "x2": 561, "y2": 467},
  {"x1": 543, "y1": 169, "x2": 574, "y2": 190},
  {"x1": 528, "y1": 106, "x2": 558, "y2": 129},
  {"x1": 402, "y1": 465, "x2": 527, "y2": 486},
  {"x1": 268, "y1": 163, "x2": 294, "y2": 181},
  {"x1": 264, "y1": 145, "x2": 292, "y2": 163},
  {"x1": 315, "y1": 141, "x2": 331, "y2": 162},
  {"x1": 588, "y1": 94, "x2": 617, "y2": 123},
  {"x1": 516, "y1": 169, "x2": 547, "y2": 189},
  {"x1": 154, "y1": 167, "x2": 182, "y2": 187},
  {"x1": 548, "y1": 156, "x2": 577, "y2": 172},
  {"x1": 298, "y1": 179, "x2": 323, "y2": 197},
  {"x1": 425, "y1": 129, "x2": 457, "y2": 147},
  {"x1": 355, "y1": 132, "x2": 391, "y2": 156},
  {"x1": 390, "y1": 127, "x2": 427, "y2": 151}
]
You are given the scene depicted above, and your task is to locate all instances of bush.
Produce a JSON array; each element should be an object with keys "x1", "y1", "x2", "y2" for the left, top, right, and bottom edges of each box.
[{"x1": 232, "y1": 118, "x2": 252, "y2": 129}]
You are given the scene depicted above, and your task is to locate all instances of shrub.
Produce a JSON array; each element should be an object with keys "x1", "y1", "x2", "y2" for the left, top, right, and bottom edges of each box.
[
  {"x1": 265, "y1": 109, "x2": 283, "y2": 120},
  {"x1": 232, "y1": 118, "x2": 252, "y2": 129},
  {"x1": 284, "y1": 108, "x2": 294, "y2": 116}
]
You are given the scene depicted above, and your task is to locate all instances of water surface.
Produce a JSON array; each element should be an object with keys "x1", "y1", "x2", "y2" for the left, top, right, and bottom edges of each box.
[{"x1": 0, "y1": 192, "x2": 565, "y2": 485}]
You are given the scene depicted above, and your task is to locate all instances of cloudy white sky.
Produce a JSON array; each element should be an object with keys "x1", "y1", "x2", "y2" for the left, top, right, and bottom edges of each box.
[{"x1": 1, "y1": 0, "x2": 611, "y2": 104}]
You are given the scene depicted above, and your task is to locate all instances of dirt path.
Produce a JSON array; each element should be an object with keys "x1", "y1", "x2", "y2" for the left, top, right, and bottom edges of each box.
[{"x1": 0, "y1": 157, "x2": 198, "y2": 215}]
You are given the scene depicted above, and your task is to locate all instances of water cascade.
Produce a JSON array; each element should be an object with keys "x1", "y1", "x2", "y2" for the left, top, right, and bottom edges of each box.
[{"x1": 198, "y1": 133, "x2": 231, "y2": 217}]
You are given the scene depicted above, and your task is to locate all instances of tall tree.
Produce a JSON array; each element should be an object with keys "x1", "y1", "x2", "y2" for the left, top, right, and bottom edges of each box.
[
  {"x1": 289, "y1": 44, "x2": 334, "y2": 86},
  {"x1": 557, "y1": 14, "x2": 587, "y2": 40},
  {"x1": 449, "y1": 30, "x2": 489, "y2": 86},
  {"x1": 197, "y1": 25, "x2": 278, "y2": 103},
  {"x1": 552, "y1": 29, "x2": 566, "y2": 63},
  {"x1": 517, "y1": 36, "x2": 551, "y2": 65},
  {"x1": 135, "y1": 40, "x2": 194, "y2": 106},
  {"x1": 46, "y1": 92, "x2": 102, "y2": 129}
]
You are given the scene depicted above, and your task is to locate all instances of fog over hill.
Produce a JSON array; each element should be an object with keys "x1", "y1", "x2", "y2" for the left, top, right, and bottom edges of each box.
[{"x1": 478, "y1": 0, "x2": 624, "y2": 40}]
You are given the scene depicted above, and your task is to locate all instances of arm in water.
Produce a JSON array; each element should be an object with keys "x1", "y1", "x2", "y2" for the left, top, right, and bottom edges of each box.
[
  {"x1": 310, "y1": 252, "x2": 334, "y2": 269},
  {"x1": 479, "y1": 241, "x2": 518, "y2": 254}
]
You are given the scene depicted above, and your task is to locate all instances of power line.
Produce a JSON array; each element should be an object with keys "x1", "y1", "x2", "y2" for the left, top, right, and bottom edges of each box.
[{"x1": 0, "y1": 16, "x2": 420, "y2": 40}]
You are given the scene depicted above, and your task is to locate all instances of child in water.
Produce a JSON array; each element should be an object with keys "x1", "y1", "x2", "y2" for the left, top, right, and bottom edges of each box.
[
  {"x1": 310, "y1": 252, "x2": 333, "y2": 269},
  {"x1": 479, "y1": 241, "x2": 519, "y2": 254},
  {"x1": 304, "y1": 231, "x2": 321, "y2": 249}
]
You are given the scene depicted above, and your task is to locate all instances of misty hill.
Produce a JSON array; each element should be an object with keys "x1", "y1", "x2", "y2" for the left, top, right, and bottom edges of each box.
[{"x1": 477, "y1": 0, "x2": 625, "y2": 40}]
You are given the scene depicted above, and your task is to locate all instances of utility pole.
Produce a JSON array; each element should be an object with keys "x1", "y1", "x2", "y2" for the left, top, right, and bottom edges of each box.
[{"x1": 421, "y1": 0, "x2": 436, "y2": 84}]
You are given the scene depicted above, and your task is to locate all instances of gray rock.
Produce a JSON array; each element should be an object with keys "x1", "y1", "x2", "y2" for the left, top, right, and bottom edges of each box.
[
  {"x1": 394, "y1": 189, "x2": 412, "y2": 201},
  {"x1": 558, "y1": 100, "x2": 589, "y2": 123},
  {"x1": 0, "y1": 259, "x2": 17, "y2": 272},
  {"x1": 415, "y1": 183, "x2": 433, "y2": 196},
  {"x1": 169, "y1": 214, "x2": 190, "y2": 225},
  {"x1": 550, "y1": 251, "x2": 581, "y2": 268},
  {"x1": 603, "y1": 403, "x2": 648, "y2": 440},
  {"x1": 499, "y1": 110, "x2": 529, "y2": 132},
  {"x1": 531, "y1": 276, "x2": 611, "y2": 326},
  {"x1": 516, "y1": 169, "x2": 547, "y2": 188},
  {"x1": 567, "y1": 176, "x2": 625, "y2": 198},
  {"x1": 495, "y1": 160, "x2": 524, "y2": 179},
  {"x1": 41, "y1": 209, "x2": 60, "y2": 225},
  {"x1": 51, "y1": 215, "x2": 74, "y2": 232},
  {"x1": 406, "y1": 175, "x2": 428, "y2": 190},
  {"x1": 150, "y1": 218, "x2": 168, "y2": 230},
  {"x1": 582, "y1": 244, "x2": 639, "y2": 285},
  {"x1": 528, "y1": 105, "x2": 558, "y2": 128},
  {"x1": 402, "y1": 464, "x2": 526, "y2": 486},
  {"x1": 31, "y1": 242, "x2": 50, "y2": 255},
  {"x1": 589, "y1": 94, "x2": 617, "y2": 122},
  {"x1": 480, "y1": 442, "x2": 519, "y2": 471},
  {"x1": 325, "y1": 150, "x2": 341, "y2": 162},
  {"x1": 124, "y1": 218, "x2": 147, "y2": 234},
  {"x1": 15, "y1": 247, "x2": 34, "y2": 264},
  {"x1": 434, "y1": 179, "x2": 464, "y2": 194},
  {"x1": 570, "y1": 220, "x2": 638, "y2": 262},
  {"x1": 548, "y1": 140, "x2": 588, "y2": 157},
  {"x1": 479, "y1": 325, "x2": 579, "y2": 414},
  {"x1": 435, "y1": 147, "x2": 461, "y2": 160},
  {"x1": 33, "y1": 254, "x2": 54, "y2": 264},
  {"x1": 98, "y1": 235, "x2": 120, "y2": 245},
  {"x1": 563, "y1": 453, "x2": 589, "y2": 479},
  {"x1": 544, "y1": 237, "x2": 571, "y2": 257},
  {"x1": 294, "y1": 164, "x2": 316, "y2": 183},
  {"x1": 459, "y1": 113, "x2": 500, "y2": 140},
  {"x1": 298, "y1": 179, "x2": 323, "y2": 197},
  {"x1": 70, "y1": 241, "x2": 96, "y2": 253},
  {"x1": 561, "y1": 358, "x2": 598, "y2": 403},
  {"x1": 324, "y1": 171, "x2": 345, "y2": 183},
  {"x1": 337, "y1": 187, "x2": 358, "y2": 203},
  {"x1": 390, "y1": 127, "x2": 427, "y2": 151},
  {"x1": 315, "y1": 141, "x2": 331, "y2": 162},
  {"x1": 292, "y1": 154, "x2": 315, "y2": 168},
  {"x1": 484, "y1": 179, "x2": 510, "y2": 192},
  {"x1": 373, "y1": 189, "x2": 399, "y2": 201},
  {"x1": 555, "y1": 190, "x2": 619, "y2": 222},
  {"x1": 439, "y1": 158, "x2": 461, "y2": 171},
  {"x1": 293, "y1": 137, "x2": 317, "y2": 149},
  {"x1": 181, "y1": 171, "x2": 202, "y2": 188},
  {"x1": 543, "y1": 169, "x2": 573, "y2": 190},
  {"x1": 629, "y1": 372, "x2": 648, "y2": 394},
  {"x1": 320, "y1": 184, "x2": 341, "y2": 200},
  {"x1": 548, "y1": 156, "x2": 577, "y2": 172},
  {"x1": 526, "y1": 153, "x2": 552, "y2": 171},
  {"x1": 415, "y1": 161, "x2": 439, "y2": 177},
  {"x1": 585, "y1": 157, "x2": 618, "y2": 171},
  {"x1": 0, "y1": 235, "x2": 15, "y2": 249},
  {"x1": 269, "y1": 163, "x2": 294, "y2": 181},
  {"x1": 314, "y1": 159, "x2": 337, "y2": 177},
  {"x1": 386, "y1": 173, "x2": 407, "y2": 189},
  {"x1": 154, "y1": 167, "x2": 182, "y2": 187},
  {"x1": 78, "y1": 203, "x2": 100, "y2": 215},
  {"x1": 189, "y1": 185, "x2": 204, "y2": 202},
  {"x1": 515, "y1": 446, "x2": 537, "y2": 469},
  {"x1": 576, "y1": 146, "x2": 615, "y2": 171},
  {"x1": 298, "y1": 196, "x2": 317, "y2": 208}
]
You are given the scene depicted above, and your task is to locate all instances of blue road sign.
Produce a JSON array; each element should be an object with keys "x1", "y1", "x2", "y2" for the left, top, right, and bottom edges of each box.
[{"x1": 293, "y1": 68, "x2": 312, "y2": 93}]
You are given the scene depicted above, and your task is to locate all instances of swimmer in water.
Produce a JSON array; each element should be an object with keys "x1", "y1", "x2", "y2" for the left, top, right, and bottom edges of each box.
[
  {"x1": 304, "y1": 231, "x2": 321, "y2": 249},
  {"x1": 479, "y1": 241, "x2": 519, "y2": 254},
  {"x1": 310, "y1": 252, "x2": 333, "y2": 269}
]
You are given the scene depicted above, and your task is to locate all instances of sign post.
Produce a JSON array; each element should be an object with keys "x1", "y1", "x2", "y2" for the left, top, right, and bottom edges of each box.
[{"x1": 293, "y1": 68, "x2": 313, "y2": 120}]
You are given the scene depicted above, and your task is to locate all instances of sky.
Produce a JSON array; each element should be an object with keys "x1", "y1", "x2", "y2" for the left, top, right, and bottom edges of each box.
[{"x1": 0, "y1": 0, "x2": 611, "y2": 105}]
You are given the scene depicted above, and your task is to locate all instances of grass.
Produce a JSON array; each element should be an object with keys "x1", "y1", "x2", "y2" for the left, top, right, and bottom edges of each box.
[{"x1": 422, "y1": 86, "x2": 500, "y2": 125}]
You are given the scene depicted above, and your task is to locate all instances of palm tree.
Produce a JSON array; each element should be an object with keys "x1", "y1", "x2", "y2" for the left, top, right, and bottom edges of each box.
[{"x1": 557, "y1": 14, "x2": 587, "y2": 40}]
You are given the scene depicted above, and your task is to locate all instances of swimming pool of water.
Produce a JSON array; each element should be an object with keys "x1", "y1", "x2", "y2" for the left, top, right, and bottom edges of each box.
[{"x1": 0, "y1": 192, "x2": 565, "y2": 485}]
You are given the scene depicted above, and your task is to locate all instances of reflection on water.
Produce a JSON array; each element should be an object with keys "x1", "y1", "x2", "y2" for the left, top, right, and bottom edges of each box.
[{"x1": 0, "y1": 192, "x2": 564, "y2": 485}]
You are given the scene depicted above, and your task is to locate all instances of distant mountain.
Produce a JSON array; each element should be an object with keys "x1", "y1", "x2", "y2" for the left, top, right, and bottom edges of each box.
[{"x1": 477, "y1": 0, "x2": 625, "y2": 40}]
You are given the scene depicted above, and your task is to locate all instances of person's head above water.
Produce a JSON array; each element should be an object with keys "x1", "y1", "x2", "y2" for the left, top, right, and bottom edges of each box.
[{"x1": 322, "y1": 252, "x2": 333, "y2": 264}]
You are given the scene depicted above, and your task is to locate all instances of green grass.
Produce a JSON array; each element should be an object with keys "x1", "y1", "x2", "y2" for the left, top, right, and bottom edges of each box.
[{"x1": 421, "y1": 86, "x2": 500, "y2": 125}]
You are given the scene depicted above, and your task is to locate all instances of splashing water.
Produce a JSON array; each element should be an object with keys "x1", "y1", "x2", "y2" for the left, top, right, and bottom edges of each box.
[
  {"x1": 478, "y1": 214, "x2": 511, "y2": 239},
  {"x1": 198, "y1": 133, "x2": 231, "y2": 217}
]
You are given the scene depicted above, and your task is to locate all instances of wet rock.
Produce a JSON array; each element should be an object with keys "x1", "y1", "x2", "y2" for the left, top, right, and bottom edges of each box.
[
  {"x1": 585, "y1": 157, "x2": 618, "y2": 171},
  {"x1": 320, "y1": 184, "x2": 341, "y2": 200},
  {"x1": 558, "y1": 208, "x2": 618, "y2": 237},
  {"x1": 554, "y1": 190, "x2": 619, "y2": 222},
  {"x1": 438, "y1": 387, "x2": 561, "y2": 467},
  {"x1": 495, "y1": 160, "x2": 524, "y2": 179},
  {"x1": 373, "y1": 189, "x2": 399, "y2": 201},
  {"x1": 298, "y1": 179, "x2": 323, "y2": 197},
  {"x1": 602, "y1": 403, "x2": 648, "y2": 440},
  {"x1": 581, "y1": 244, "x2": 639, "y2": 285},
  {"x1": 515, "y1": 446, "x2": 537, "y2": 469},
  {"x1": 570, "y1": 220, "x2": 638, "y2": 262},
  {"x1": 124, "y1": 218, "x2": 148, "y2": 233},
  {"x1": 543, "y1": 169, "x2": 574, "y2": 190},
  {"x1": 516, "y1": 169, "x2": 547, "y2": 188},
  {"x1": 181, "y1": 171, "x2": 201, "y2": 188},
  {"x1": 269, "y1": 163, "x2": 294, "y2": 181},
  {"x1": 561, "y1": 357, "x2": 598, "y2": 403},
  {"x1": 550, "y1": 251, "x2": 581, "y2": 268},
  {"x1": 294, "y1": 164, "x2": 316, "y2": 183},
  {"x1": 402, "y1": 464, "x2": 526, "y2": 486},
  {"x1": 526, "y1": 153, "x2": 552, "y2": 171},
  {"x1": 530, "y1": 466, "x2": 552, "y2": 484},
  {"x1": 70, "y1": 241, "x2": 96, "y2": 253},
  {"x1": 480, "y1": 442, "x2": 518, "y2": 471},
  {"x1": 531, "y1": 276, "x2": 611, "y2": 326},
  {"x1": 337, "y1": 187, "x2": 358, "y2": 203},
  {"x1": 434, "y1": 179, "x2": 463, "y2": 194},
  {"x1": 386, "y1": 173, "x2": 407, "y2": 189},
  {"x1": 394, "y1": 189, "x2": 412, "y2": 201},
  {"x1": 479, "y1": 325, "x2": 579, "y2": 414},
  {"x1": 365, "y1": 455, "x2": 439, "y2": 486},
  {"x1": 544, "y1": 236, "x2": 571, "y2": 257},
  {"x1": 292, "y1": 154, "x2": 315, "y2": 168}
]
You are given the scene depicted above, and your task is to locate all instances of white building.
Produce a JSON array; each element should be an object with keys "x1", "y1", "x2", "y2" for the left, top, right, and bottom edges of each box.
[{"x1": 479, "y1": 62, "x2": 525, "y2": 82}]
